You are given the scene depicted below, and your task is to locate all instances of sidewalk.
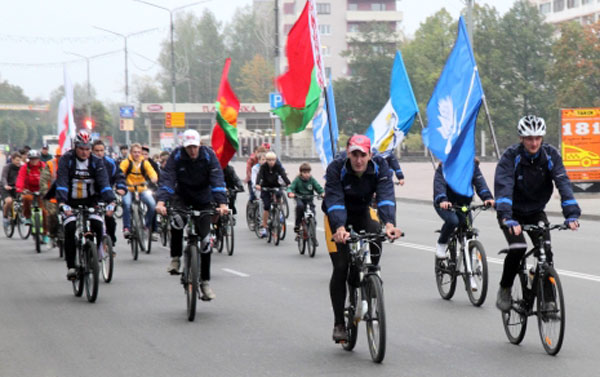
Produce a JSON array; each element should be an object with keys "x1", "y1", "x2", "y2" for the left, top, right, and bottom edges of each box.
[{"x1": 231, "y1": 160, "x2": 600, "y2": 221}]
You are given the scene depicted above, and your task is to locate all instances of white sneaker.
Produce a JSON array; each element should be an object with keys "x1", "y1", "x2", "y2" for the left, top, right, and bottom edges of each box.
[
  {"x1": 435, "y1": 243, "x2": 447, "y2": 259},
  {"x1": 200, "y1": 281, "x2": 216, "y2": 301},
  {"x1": 469, "y1": 276, "x2": 478, "y2": 292},
  {"x1": 167, "y1": 257, "x2": 180, "y2": 274}
]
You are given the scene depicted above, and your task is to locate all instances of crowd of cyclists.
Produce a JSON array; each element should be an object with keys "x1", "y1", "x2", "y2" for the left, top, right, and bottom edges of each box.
[{"x1": 0, "y1": 114, "x2": 581, "y2": 353}]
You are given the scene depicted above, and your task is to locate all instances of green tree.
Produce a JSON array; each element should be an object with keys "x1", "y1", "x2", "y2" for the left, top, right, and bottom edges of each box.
[{"x1": 238, "y1": 54, "x2": 274, "y2": 102}]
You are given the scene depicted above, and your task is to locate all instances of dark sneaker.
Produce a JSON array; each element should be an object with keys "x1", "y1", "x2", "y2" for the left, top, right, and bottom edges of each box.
[
  {"x1": 123, "y1": 228, "x2": 131, "y2": 238},
  {"x1": 496, "y1": 287, "x2": 512, "y2": 312},
  {"x1": 66, "y1": 268, "x2": 77, "y2": 281},
  {"x1": 332, "y1": 324, "x2": 348, "y2": 343},
  {"x1": 542, "y1": 301, "x2": 559, "y2": 320},
  {"x1": 293, "y1": 226, "x2": 300, "y2": 233}
]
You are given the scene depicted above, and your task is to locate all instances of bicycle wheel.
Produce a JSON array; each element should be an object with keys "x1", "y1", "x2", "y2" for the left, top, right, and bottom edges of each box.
[
  {"x1": 501, "y1": 272, "x2": 528, "y2": 345},
  {"x1": 307, "y1": 218, "x2": 317, "y2": 258},
  {"x1": 17, "y1": 215, "x2": 31, "y2": 240},
  {"x1": 365, "y1": 274, "x2": 386, "y2": 363},
  {"x1": 33, "y1": 212, "x2": 41, "y2": 253},
  {"x1": 225, "y1": 216, "x2": 235, "y2": 256},
  {"x1": 466, "y1": 240, "x2": 488, "y2": 307},
  {"x1": 254, "y1": 205, "x2": 263, "y2": 239},
  {"x1": 184, "y1": 245, "x2": 199, "y2": 322},
  {"x1": 272, "y1": 211, "x2": 280, "y2": 245},
  {"x1": 114, "y1": 201, "x2": 123, "y2": 219},
  {"x1": 3, "y1": 206, "x2": 15, "y2": 238},
  {"x1": 278, "y1": 209, "x2": 286, "y2": 241},
  {"x1": 134, "y1": 210, "x2": 147, "y2": 253},
  {"x1": 130, "y1": 234, "x2": 139, "y2": 261},
  {"x1": 342, "y1": 285, "x2": 359, "y2": 351},
  {"x1": 83, "y1": 240, "x2": 99, "y2": 303},
  {"x1": 434, "y1": 240, "x2": 457, "y2": 300},
  {"x1": 57, "y1": 226, "x2": 64, "y2": 259},
  {"x1": 159, "y1": 216, "x2": 169, "y2": 247},
  {"x1": 297, "y1": 221, "x2": 306, "y2": 255},
  {"x1": 101, "y1": 234, "x2": 114, "y2": 283},
  {"x1": 537, "y1": 266, "x2": 565, "y2": 355},
  {"x1": 246, "y1": 201, "x2": 256, "y2": 231},
  {"x1": 72, "y1": 247, "x2": 84, "y2": 297},
  {"x1": 146, "y1": 226, "x2": 152, "y2": 255},
  {"x1": 216, "y1": 222, "x2": 224, "y2": 253},
  {"x1": 282, "y1": 194, "x2": 289, "y2": 218}
]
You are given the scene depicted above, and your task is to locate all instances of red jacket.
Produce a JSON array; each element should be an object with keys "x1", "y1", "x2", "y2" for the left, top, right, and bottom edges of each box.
[
  {"x1": 16, "y1": 161, "x2": 45, "y2": 193},
  {"x1": 245, "y1": 153, "x2": 258, "y2": 183}
]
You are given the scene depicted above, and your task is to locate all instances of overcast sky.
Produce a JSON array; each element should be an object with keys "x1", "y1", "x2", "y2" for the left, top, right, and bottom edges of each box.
[{"x1": 0, "y1": 0, "x2": 515, "y2": 103}]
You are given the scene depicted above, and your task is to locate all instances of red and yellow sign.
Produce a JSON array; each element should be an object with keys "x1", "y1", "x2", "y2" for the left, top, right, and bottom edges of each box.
[
  {"x1": 165, "y1": 112, "x2": 185, "y2": 128},
  {"x1": 561, "y1": 108, "x2": 600, "y2": 181}
]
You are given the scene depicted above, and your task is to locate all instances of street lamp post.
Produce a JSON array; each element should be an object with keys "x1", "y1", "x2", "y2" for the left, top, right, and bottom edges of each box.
[
  {"x1": 93, "y1": 26, "x2": 157, "y2": 145},
  {"x1": 133, "y1": 0, "x2": 211, "y2": 116}
]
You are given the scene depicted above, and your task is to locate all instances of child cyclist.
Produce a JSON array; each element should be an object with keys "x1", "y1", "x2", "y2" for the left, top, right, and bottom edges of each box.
[
  {"x1": 255, "y1": 151, "x2": 290, "y2": 238},
  {"x1": 287, "y1": 162, "x2": 324, "y2": 234}
]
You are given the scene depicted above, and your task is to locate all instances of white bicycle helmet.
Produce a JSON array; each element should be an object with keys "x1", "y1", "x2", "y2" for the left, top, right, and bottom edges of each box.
[
  {"x1": 27, "y1": 149, "x2": 41, "y2": 159},
  {"x1": 518, "y1": 115, "x2": 546, "y2": 136}
]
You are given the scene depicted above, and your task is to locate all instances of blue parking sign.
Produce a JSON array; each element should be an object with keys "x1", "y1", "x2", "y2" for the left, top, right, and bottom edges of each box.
[
  {"x1": 269, "y1": 92, "x2": 283, "y2": 109},
  {"x1": 120, "y1": 106, "x2": 135, "y2": 118}
]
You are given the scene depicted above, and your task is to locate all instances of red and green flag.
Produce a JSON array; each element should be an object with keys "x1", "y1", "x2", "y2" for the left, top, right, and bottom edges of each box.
[
  {"x1": 273, "y1": 0, "x2": 326, "y2": 135},
  {"x1": 211, "y1": 58, "x2": 240, "y2": 168}
]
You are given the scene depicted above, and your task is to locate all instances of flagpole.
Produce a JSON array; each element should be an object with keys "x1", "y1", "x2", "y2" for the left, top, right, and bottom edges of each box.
[
  {"x1": 481, "y1": 95, "x2": 501, "y2": 158},
  {"x1": 323, "y1": 87, "x2": 336, "y2": 154},
  {"x1": 416, "y1": 112, "x2": 437, "y2": 169}
]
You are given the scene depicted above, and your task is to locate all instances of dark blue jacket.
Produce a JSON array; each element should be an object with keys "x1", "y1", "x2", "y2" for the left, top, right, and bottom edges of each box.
[
  {"x1": 323, "y1": 154, "x2": 396, "y2": 230},
  {"x1": 55, "y1": 150, "x2": 116, "y2": 204},
  {"x1": 156, "y1": 146, "x2": 226, "y2": 207},
  {"x1": 102, "y1": 156, "x2": 127, "y2": 191},
  {"x1": 434, "y1": 163, "x2": 492, "y2": 205},
  {"x1": 494, "y1": 143, "x2": 580, "y2": 220},
  {"x1": 377, "y1": 151, "x2": 404, "y2": 180}
]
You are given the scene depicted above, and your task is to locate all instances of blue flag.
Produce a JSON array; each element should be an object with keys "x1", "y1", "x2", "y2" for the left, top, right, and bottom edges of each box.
[
  {"x1": 313, "y1": 75, "x2": 338, "y2": 170},
  {"x1": 366, "y1": 50, "x2": 419, "y2": 153},
  {"x1": 422, "y1": 16, "x2": 483, "y2": 197}
]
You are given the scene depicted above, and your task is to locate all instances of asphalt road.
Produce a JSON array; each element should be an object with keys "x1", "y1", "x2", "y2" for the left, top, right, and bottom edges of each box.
[{"x1": 1, "y1": 196, "x2": 599, "y2": 377}]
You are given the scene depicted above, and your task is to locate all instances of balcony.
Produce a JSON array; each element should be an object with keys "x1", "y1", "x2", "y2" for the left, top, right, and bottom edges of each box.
[{"x1": 346, "y1": 10, "x2": 403, "y2": 22}]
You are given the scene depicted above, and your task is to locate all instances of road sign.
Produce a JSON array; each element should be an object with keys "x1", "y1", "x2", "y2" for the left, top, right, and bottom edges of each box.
[
  {"x1": 165, "y1": 112, "x2": 185, "y2": 128},
  {"x1": 269, "y1": 92, "x2": 283, "y2": 109},
  {"x1": 120, "y1": 118, "x2": 134, "y2": 131},
  {"x1": 120, "y1": 106, "x2": 135, "y2": 118},
  {"x1": 561, "y1": 108, "x2": 600, "y2": 183}
]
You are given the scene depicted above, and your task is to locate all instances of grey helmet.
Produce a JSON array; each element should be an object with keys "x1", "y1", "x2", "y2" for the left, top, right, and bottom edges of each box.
[
  {"x1": 27, "y1": 149, "x2": 41, "y2": 159},
  {"x1": 518, "y1": 115, "x2": 546, "y2": 136}
]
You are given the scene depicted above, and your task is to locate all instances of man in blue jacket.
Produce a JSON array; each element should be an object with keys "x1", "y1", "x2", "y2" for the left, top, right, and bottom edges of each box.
[
  {"x1": 323, "y1": 134, "x2": 403, "y2": 343},
  {"x1": 155, "y1": 130, "x2": 228, "y2": 301},
  {"x1": 55, "y1": 131, "x2": 116, "y2": 280},
  {"x1": 494, "y1": 115, "x2": 580, "y2": 312}
]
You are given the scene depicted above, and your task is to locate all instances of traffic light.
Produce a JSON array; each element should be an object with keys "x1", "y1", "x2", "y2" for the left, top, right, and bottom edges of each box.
[{"x1": 84, "y1": 118, "x2": 94, "y2": 129}]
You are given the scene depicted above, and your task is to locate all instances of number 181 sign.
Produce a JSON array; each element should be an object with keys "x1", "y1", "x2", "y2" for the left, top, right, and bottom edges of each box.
[{"x1": 561, "y1": 108, "x2": 600, "y2": 182}]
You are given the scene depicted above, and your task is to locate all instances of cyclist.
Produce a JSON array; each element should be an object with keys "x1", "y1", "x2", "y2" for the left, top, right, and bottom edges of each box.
[
  {"x1": 119, "y1": 143, "x2": 158, "y2": 239},
  {"x1": 40, "y1": 148, "x2": 63, "y2": 245},
  {"x1": 92, "y1": 140, "x2": 127, "y2": 245},
  {"x1": 116, "y1": 145, "x2": 128, "y2": 165},
  {"x1": 323, "y1": 134, "x2": 402, "y2": 342},
  {"x1": 245, "y1": 145, "x2": 266, "y2": 200},
  {"x1": 373, "y1": 149, "x2": 405, "y2": 185},
  {"x1": 255, "y1": 151, "x2": 290, "y2": 238},
  {"x1": 223, "y1": 164, "x2": 244, "y2": 214},
  {"x1": 16, "y1": 150, "x2": 46, "y2": 239},
  {"x1": 142, "y1": 144, "x2": 160, "y2": 186},
  {"x1": 287, "y1": 162, "x2": 324, "y2": 234},
  {"x1": 54, "y1": 131, "x2": 116, "y2": 280},
  {"x1": 156, "y1": 129, "x2": 228, "y2": 300},
  {"x1": 40, "y1": 145, "x2": 53, "y2": 162},
  {"x1": 1, "y1": 152, "x2": 22, "y2": 226},
  {"x1": 434, "y1": 158, "x2": 494, "y2": 257},
  {"x1": 494, "y1": 115, "x2": 580, "y2": 312}
]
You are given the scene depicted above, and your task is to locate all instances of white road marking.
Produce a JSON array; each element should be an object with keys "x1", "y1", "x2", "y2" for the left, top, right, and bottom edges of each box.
[{"x1": 222, "y1": 268, "x2": 249, "y2": 277}]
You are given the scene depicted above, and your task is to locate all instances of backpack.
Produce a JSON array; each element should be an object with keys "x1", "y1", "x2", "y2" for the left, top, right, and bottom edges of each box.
[{"x1": 123, "y1": 159, "x2": 148, "y2": 179}]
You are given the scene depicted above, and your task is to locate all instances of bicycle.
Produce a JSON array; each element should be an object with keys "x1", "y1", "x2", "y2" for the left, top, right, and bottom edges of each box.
[
  {"x1": 2, "y1": 193, "x2": 17, "y2": 238},
  {"x1": 96, "y1": 203, "x2": 114, "y2": 283},
  {"x1": 15, "y1": 195, "x2": 31, "y2": 240},
  {"x1": 174, "y1": 207, "x2": 216, "y2": 322},
  {"x1": 434, "y1": 204, "x2": 490, "y2": 306},
  {"x1": 339, "y1": 226, "x2": 396, "y2": 363},
  {"x1": 157, "y1": 211, "x2": 171, "y2": 248},
  {"x1": 500, "y1": 223, "x2": 568, "y2": 356},
  {"x1": 125, "y1": 185, "x2": 151, "y2": 260},
  {"x1": 294, "y1": 194, "x2": 321, "y2": 258},
  {"x1": 246, "y1": 196, "x2": 260, "y2": 232},
  {"x1": 113, "y1": 194, "x2": 123, "y2": 219},
  {"x1": 262, "y1": 187, "x2": 286, "y2": 246},
  {"x1": 69, "y1": 205, "x2": 100, "y2": 303},
  {"x1": 29, "y1": 192, "x2": 44, "y2": 254},
  {"x1": 215, "y1": 189, "x2": 238, "y2": 256}
]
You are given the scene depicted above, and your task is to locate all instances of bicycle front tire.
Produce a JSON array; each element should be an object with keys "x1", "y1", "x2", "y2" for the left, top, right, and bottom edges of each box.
[
  {"x1": 435, "y1": 241, "x2": 457, "y2": 300},
  {"x1": 537, "y1": 266, "x2": 565, "y2": 355},
  {"x1": 101, "y1": 235, "x2": 114, "y2": 283},
  {"x1": 365, "y1": 274, "x2": 386, "y2": 363},
  {"x1": 342, "y1": 285, "x2": 359, "y2": 351},
  {"x1": 3, "y1": 207, "x2": 15, "y2": 238},
  {"x1": 466, "y1": 240, "x2": 488, "y2": 306},
  {"x1": 17, "y1": 215, "x2": 31, "y2": 240},
  {"x1": 501, "y1": 272, "x2": 528, "y2": 345},
  {"x1": 84, "y1": 240, "x2": 99, "y2": 303},
  {"x1": 225, "y1": 216, "x2": 234, "y2": 256},
  {"x1": 185, "y1": 245, "x2": 199, "y2": 322},
  {"x1": 307, "y1": 218, "x2": 317, "y2": 258},
  {"x1": 72, "y1": 246, "x2": 84, "y2": 297}
]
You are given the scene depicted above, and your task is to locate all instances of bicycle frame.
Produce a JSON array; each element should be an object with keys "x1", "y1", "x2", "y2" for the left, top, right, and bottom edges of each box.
[{"x1": 445, "y1": 205, "x2": 487, "y2": 279}]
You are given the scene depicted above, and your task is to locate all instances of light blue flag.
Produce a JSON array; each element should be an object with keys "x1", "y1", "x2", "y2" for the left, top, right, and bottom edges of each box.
[
  {"x1": 313, "y1": 76, "x2": 338, "y2": 170},
  {"x1": 422, "y1": 16, "x2": 483, "y2": 197},
  {"x1": 366, "y1": 50, "x2": 419, "y2": 153}
]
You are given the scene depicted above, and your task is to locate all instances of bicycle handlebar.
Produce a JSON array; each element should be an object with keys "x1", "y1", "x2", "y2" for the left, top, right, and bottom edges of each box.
[
  {"x1": 294, "y1": 194, "x2": 322, "y2": 200},
  {"x1": 435, "y1": 203, "x2": 492, "y2": 212},
  {"x1": 522, "y1": 223, "x2": 568, "y2": 232}
]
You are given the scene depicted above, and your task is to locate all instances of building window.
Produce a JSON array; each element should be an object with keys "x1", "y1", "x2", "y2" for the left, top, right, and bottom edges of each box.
[
  {"x1": 348, "y1": 3, "x2": 357, "y2": 11},
  {"x1": 539, "y1": 2, "x2": 552, "y2": 13},
  {"x1": 554, "y1": 0, "x2": 565, "y2": 11},
  {"x1": 319, "y1": 24, "x2": 331, "y2": 35},
  {"x1": 325, "y1": 67, "x2": 332, "y2": 77},
  {"x1": 567, "y1": 0, "x2": 580, "y2": 8},
  {"x1": 321, "y1": 45, "x2": 330, "y2": 56},
  {"x1": 283, "y1": 2, "x2": 294, "y2": 14},
  {"x1": 347, "y1": 23, "x2": 360, "y2": 32},
  {"x1": 317, "y1": 3, "x2": 331, "y2": 14},
  {"x1": 371, "y1": 2, "x2": 385, "y2": 11},
  {"x1": 283, "y1": 24, "x2": 293, "y2": 34}
]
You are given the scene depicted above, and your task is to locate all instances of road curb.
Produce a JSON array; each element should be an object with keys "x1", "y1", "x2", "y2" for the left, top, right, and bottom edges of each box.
[{"x1": 395, "y1": 197, "x2": 600, "y2": 222}]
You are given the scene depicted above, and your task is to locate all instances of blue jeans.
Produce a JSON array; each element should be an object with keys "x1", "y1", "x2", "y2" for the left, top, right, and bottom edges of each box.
[
  {"x1": 434, "y1": 206, "x2": 467, "y2": 244},
  {"x1": 122, "y1": 190, "x2": 155, "y2": 230}
]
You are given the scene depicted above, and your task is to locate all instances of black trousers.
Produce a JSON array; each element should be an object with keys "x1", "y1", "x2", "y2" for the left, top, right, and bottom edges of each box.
[
  {"x1": 499, "y1": 211, "x2": 551, "y2": 288},
  {"x1": 294, "y1": 198, "x2": 314, "y2": 227},
  {"x1": 328, "y1": 208, "x2": 382, "y2": 326},
  {"x1": 170, "y1": 197, "x2": 213, "y2": 281}
]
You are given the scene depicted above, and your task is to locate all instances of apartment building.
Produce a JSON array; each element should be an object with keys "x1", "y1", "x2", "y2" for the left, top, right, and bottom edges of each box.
[
  {"x1": 529, "y1": 0, "x2": 600, "y2": 25},
  {"x1": 254, "y1": 0, "x2": 403, "y2": 80}
]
